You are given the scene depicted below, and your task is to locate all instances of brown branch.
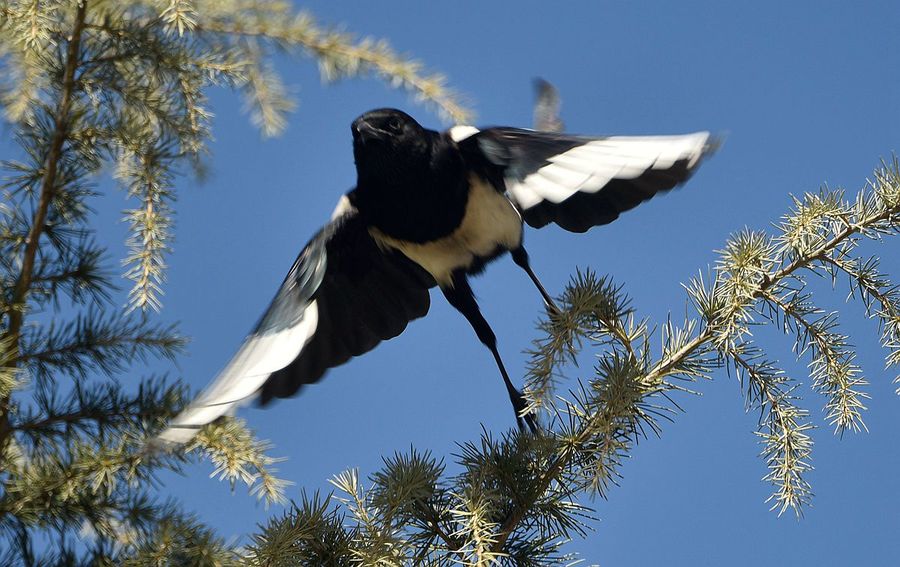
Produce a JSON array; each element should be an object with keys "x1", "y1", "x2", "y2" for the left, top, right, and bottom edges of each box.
[
  {"x1": 15, "y1": 409, "x2": 112, "y2": 432},
  {"x1": 0, "y1": 1, "x2": 88, "y2": 451},
  {"x1": 13, "y1": 404, "x2": 157, "y2": 434},
  {"x1": 417, "y1": 503, "x2": 464, "y2": 556}
]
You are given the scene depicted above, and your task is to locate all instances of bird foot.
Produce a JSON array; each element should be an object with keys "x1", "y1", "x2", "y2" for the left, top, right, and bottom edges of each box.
[
  {"x1": 544, "y1": 299, "x2": 562, "y2": 319},
  {"x1": 511, "y1": 388, "x2": 540, "y2": 434}
]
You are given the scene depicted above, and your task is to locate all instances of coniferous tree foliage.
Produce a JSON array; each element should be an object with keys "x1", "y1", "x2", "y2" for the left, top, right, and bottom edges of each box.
[{"x1": 0, "y1": 1, "x2": 469, "y2": 564}]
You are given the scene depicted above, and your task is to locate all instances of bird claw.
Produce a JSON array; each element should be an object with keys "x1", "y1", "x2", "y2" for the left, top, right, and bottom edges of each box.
[
  {"x1": 511, "y1": 388, "x2": 540, "y2": 434},
  {"x1": 544, "y1": 300, "x2": 562, "y2": 319},
  {"x1": 516, "y1": 411, "x2": 540, "y2": 435}
]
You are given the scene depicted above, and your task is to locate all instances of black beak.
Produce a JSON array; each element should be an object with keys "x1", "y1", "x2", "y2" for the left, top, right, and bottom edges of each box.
[{"x1": 352, "y1": 119, "x2": 384, "y2": 143}]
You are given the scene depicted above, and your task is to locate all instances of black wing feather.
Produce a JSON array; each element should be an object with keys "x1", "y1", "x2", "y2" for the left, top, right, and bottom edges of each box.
[{"x1": 260, "y1": 212, "x2": 433, "y2": 403}]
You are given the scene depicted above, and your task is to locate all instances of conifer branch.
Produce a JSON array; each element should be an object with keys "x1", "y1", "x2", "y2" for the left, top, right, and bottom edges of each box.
[
  {"x1": 649, "y1": 178, "x2": 900, "y2": 388},
  {"x1": 12, "y1": 378, "x2": 184, "y2": 440},
  {"x1": 727, "y1": 347, "x2": 813, "y2": 514},
  {"x1": 1, "y1": 0, "x2": 88, "y2": 453},
  {"x1": 761, "y1": 289, "x2": 868, "y2": 434},
  {"x1": 819, "y1": 253, "x2": 900, "y2": 388},
  {"x1": 193, "y1": 12, "x2": 472, "y2": 125},
  {"x1": 188, "y1": 417, "x2": 291, "y2": 506},
  {"x1": 18, "y1": 314, "x2": 186, "y2": 382},
  {"x1": 119, "y1": 148, "x2": 176, "y2": 313}
]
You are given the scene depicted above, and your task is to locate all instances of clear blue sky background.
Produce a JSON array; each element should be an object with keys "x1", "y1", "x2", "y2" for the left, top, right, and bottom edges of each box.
[{"x1": 21, "y1": 1, "x2": 900, "y2": 564}]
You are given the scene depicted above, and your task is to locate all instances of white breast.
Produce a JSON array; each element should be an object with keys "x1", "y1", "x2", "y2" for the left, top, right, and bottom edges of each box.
[{"x1": 371, "y1": 175, "x2": 522, "y2": 286}]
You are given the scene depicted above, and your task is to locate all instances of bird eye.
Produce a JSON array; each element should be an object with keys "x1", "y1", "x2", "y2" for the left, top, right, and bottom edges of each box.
[{"x1": 387, "y1": 118, "x2": 403, "y2": 134}]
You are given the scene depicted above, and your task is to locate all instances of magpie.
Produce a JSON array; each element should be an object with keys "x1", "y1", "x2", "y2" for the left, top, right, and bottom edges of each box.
[{"x1": 159, "y1": 108, "x2": 716, "y2": 442}]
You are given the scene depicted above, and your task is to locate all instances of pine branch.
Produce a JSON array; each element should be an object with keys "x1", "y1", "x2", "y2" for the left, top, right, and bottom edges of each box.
[
  {"x1": 13, "y1": 377, "x2": 185, "y2": 442},
  {"x1": 239, "y1": 37, "x2": 296, "y2": 138},
  {"x1": 118, "y1": 147, "x2": 176, "y2": 313},
  {"x1": 653, "y1": 178, "x2": 900, "y2": 387},
  {"x1": 727, "y1": 347, "x2": 813, "y2": 515},
  {"x1": 18, "y1": 313, "x2": 186, "y2": 383},
  {"x1": 1, "y1": 0, "x2": 88, "y2": 453},
  {"x1": 187, "y1": 417, "x2": 291, "y2": 506},
  {"x1": 820, "y1": 254, "x2": 900, "y2": 388},
  {"x1": 761, "y1": 289, "x2": 868, "y2": 434},
  {"x1": 193, "y1": 11, "x2": 472, "y2": 125},
  {"x1": 524, "y1": 270, "x2": 636, "y2": 413},
  {"x1": 246, "y1": 491, "x2": 357, "y2": 566},
  {"x1": 27, "y1": 238, "x2": 109, "y2": 307},
  {"x1": 120, "y1": 508, "x2": 242, "y2": 566}
]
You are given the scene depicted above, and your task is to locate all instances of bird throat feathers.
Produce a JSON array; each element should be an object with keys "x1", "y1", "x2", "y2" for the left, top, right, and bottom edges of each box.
[{"x1": 352, "y1": 134, "x2": 470, "y2": 243}]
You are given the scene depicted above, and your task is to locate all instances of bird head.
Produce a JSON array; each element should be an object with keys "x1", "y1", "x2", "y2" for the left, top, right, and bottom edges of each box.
[{"x1": 351, "y1": 108, "x2": 432, "y2": 182}]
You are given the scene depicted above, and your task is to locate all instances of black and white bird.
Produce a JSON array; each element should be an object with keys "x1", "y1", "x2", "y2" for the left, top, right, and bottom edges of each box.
[{"x1": 159, "y1": 108, "x2": 716, "y2": 443}]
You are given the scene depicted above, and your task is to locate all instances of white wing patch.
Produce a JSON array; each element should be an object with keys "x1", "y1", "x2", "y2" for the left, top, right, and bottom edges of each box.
[
  {"x1": 507, "y1": 132, "x2": 710, "y2": 210},
  {"x1": 449, "y1": 125, "x2": 480, "y2": 142},
  {"x1": 157, "y1": 299, "x2": 319, "y2": 444},
  {"x1": 330, "y1": 194, "x2": 354, "y2": 219}
]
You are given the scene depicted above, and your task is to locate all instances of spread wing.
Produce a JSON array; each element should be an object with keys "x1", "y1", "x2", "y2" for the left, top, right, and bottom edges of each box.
[
  {"x1": 459, "y1": 127, "x2": 716, "y2": 233},
  {"x1": 158, "y1": 202, "x2": 433, "y2": 443}
]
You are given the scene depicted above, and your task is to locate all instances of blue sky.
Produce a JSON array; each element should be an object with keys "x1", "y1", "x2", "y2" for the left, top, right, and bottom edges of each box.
[{"x1": 20, "y1": 1, "x2": 900, "y2": 564}]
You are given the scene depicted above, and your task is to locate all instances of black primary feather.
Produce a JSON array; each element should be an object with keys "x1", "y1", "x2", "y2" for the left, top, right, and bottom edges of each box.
[{"x1": 260, "y1": 212, "x2": 434, "y2": 403}]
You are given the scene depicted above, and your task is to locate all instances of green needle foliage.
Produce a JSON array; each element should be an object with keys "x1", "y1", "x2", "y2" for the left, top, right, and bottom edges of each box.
[
  {"x1": 246, "y1": 162, "x2": 900, "y2": 565},
  {"x1": 0, "y1": 0, "x2": 470, "y2": 563}
]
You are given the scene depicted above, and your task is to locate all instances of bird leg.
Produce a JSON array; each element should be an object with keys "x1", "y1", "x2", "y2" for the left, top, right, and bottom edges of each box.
[
  {"x1": 511, "y1": 246, "x2": 560, "y2": 315},
  {"x1": 441, "y1": 272, "x2": 538, "y2": 434}
]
